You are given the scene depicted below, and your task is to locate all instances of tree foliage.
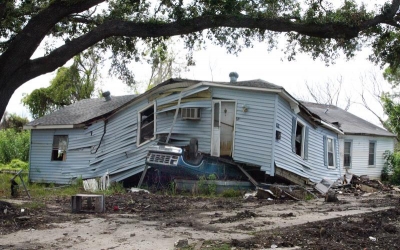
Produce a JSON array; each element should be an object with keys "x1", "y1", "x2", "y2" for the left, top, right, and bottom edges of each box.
[
  {"x1": 381, "y1": 65, "x2": 400, "y2": 139},
  {"x1": 0, "y1": 129, "x2": 30, "y2": 164},
  {"x1": 1, "y1": 0, "x2": 400, "y2": 117},
  {"x1": 0, "y1": 112, "x2": 29, "y2": 132},
  {"x1": 22, "y1": 50, "x2": 99, "y2": 119},
  {"x1": 145, "y1": 41, "x2": 189, "y2": 90}
]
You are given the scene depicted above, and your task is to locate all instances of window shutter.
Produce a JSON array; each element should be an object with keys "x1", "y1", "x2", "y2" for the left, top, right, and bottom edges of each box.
[
  {"x1": 304, "y1": 127, "x2": 309, "y2": 160},
  {"x1": 323, "y1": 135, "x2": 327, "y2": 166},
  {"x1": 291, "y1": 117, "x2": 296, "y2": 153},
  {"x1": 334, "y1": 138, "x2": 339, "y2": 168}
]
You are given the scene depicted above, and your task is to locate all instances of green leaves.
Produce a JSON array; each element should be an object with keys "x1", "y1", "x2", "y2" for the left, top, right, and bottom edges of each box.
[
  {"x1": 0, "y1": 129, "x2": 30, "y2": 164},
  {"x1": 22, "y1": 49, "x2": 99, "y2": 119}
]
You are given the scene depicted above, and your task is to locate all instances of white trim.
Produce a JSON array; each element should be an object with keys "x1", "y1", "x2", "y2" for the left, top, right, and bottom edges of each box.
[
  {"x1": 211, "y1": 100, "x2": 237, "y2": 157},
  {"x1": 137, "y1": 102, "x2": 156, "y2": 147},
  {"x1": 24, "y1": 124, "x2": 77, "y2": 130}
]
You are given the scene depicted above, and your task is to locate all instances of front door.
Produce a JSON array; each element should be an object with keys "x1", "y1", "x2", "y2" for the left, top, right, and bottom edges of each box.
[{"x1": 211, "y1": 101, "x2": 236, "y2": 157}]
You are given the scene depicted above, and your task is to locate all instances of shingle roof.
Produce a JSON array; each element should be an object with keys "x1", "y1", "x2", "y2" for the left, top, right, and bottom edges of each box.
[
  {"x1": 27, "y1": 95, "x2": 136, "y2": 126},
  {"x1": 27, "y1": 78, "x2": 283, "y2": 127},
  {"x1": 211, "y1": 79, "x2": 283, "y2": 89},
  {"x1": 301, "y1": 101, "x2": 394, "y2": 137}
]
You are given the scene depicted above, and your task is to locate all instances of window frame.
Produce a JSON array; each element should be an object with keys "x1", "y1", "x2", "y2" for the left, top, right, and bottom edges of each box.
[
  {"x1": 343, "y1": 140, "x2": 352, "y2": 168},
  {"x1": 137, "y1": 103, "x2": 156, "y2": 147},
  {"x1": 51, "y1": 135, "x2": 68, "y2": 161},
  {"x1": 292, "y1": 118, "x2": 309, "y2": 160},
  {"x1": 368, "y1": 141, "x2": 377, "y2": 167},
  {"x1": 326, "y1": 136, "x2": 336, "y2": 169}
]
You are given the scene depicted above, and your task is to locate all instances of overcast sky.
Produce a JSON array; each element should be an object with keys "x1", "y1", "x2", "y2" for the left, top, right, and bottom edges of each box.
[{"x1": 6, "y1": 37, "x2": 388, "y2": 128}]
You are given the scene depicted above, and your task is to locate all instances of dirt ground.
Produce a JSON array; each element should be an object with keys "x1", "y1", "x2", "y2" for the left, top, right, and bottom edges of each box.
[{"x1": 0, "y1": 190, "x2": 399, "y2": 250}]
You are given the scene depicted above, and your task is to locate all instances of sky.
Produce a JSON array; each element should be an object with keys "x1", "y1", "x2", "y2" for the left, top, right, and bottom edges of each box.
[{"x1": 5, "y1": 39, "x2": 388, "y2": 128}]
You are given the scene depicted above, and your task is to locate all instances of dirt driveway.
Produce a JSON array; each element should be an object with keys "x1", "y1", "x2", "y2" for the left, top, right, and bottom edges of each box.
[{"x1": 1, "y1": 191, "x2": 399, "y2": 249}]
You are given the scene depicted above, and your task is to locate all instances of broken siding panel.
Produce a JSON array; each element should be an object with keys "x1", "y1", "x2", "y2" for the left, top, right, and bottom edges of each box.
[
  {"x1": 274, "y1": 97, "x2": 341, "y2": 183},
  {"x1": 339, "y1": 135, "x2": 394, "y2": 179},
  {"x1": 86, "y1": 99, "x2": 155, "y2": 180},
  {"x1": 30, "y1": 98, "x2": 153, "y2": 184},
  {"x1": 155, "y1": 102, "x2": 212, "y2": 153},
  {"x1": 157, "y1": 100, "x2": 211, "y2": 113},
  {"x1": 29, "y1": 128, "x2": 92, "y2": 184},
  {"x1": 156, "y1": 87, "x2": 210, "y2": 107},
  {"x1": 212, "y1": 87, "x2": 275, "y2": 172}
]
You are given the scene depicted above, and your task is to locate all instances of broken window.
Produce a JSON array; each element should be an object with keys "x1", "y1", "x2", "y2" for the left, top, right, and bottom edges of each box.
[
  {"x1": 138, "y1": 104, "x2": 155, "y2": 146},
  {"x1": 295, "y1": 122, "x2": 304, "y2": 157},
  {"x1": 51, "y1": 135, "x2": 68, "y2": 161},
  {"x1": 291, "y1": 118, "x2": 308, "y2": 159},
  {"x1": 327, "y1": 138, "x2": 335, "y2": 168},
  {"x1": 369, "y1": 141, "x2": 376, "y2": 166},
  {"x1": 343, "y1": 141, "x2": 352, "y2": 167}
]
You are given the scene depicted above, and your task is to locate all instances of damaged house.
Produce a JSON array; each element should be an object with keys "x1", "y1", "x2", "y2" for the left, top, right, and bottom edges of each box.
[
  {"x1": 24, "y1": 75, "x2": 394, "y2": 185},
  {"x1": 301, "y1": 102, "x2": 396, "y2": 180}
]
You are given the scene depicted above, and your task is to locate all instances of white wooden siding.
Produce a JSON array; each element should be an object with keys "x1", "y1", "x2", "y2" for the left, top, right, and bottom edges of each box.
[
  {"x1": 29, "y1": 99, "x2": 155, "y2": 184},
  {"x1": 339, "y1": 135, "x2": 394, "y2": 179},
  {"x1": 212, "y1": 87, "x2": 276, "y2": 172},
  {"x1": 274, "y1": 97, "x2": 341, "y2": 183}
]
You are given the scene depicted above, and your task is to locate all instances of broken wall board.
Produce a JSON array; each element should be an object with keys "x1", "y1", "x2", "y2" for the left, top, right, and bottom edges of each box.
[{"x1": 275, "y1": 167, "x2": 311, "y2": 187}]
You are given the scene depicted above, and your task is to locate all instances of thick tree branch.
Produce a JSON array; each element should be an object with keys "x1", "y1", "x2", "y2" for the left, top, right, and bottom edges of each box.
[{"x1": 0, "y1": 0, "x2": 103, "y2": 75}]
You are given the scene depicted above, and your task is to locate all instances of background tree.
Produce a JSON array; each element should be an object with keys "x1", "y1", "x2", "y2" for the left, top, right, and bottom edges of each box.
[
  {"x1": 381, "y1": 66, "x2": 400, "y2": 139},
  {"x1": 302, "y1": 76, "x2": 352, "y2": 111},
  {"x1": 22, "y1": 49, "x2": 100, "y2": 119},
  {"x1": 145, "y1": 42, "x2": 189, "y2": 90},
  {"x1": 1, "y1": 0, "x2": 400, "y2": 118},
  {"x1": 0, "y1": 112, "x2": 29, "y2": 132}
]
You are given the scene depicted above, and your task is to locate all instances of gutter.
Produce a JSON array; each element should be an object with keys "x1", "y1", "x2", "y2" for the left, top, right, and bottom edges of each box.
[
  {"x1": 317, "y1": 119, "x2": 344, "y2": 135},
  {"x1": 23, "y1": 124, "x2": 84, "y2": 130}
]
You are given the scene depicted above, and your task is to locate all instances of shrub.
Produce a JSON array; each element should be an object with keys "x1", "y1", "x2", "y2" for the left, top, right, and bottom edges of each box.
[
  {"x1": 8, "y1": 159, "x2": 29, "y2": 170},
  {"x1": 197, "y1": 174, "x2": 217, "y2": 196},
  {"x1": 382, "y1": 150, "x2": 400, "y2": 185},
  {"x1": 0, "y1": 129, "x2": 30, "y2": 164}
]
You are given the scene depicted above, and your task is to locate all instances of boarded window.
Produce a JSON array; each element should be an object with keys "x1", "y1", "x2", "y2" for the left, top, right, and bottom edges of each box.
[
  {"x1": 327, "y1": 138, "x2": 335, "y2": 167},
  {"x1": 369, "y1": 141, "x2": 376, "y2": 166},
  {"x1": 138, "y1": 104, "x2": 155, "y2": 146},
  {"x1": 344, "y1": 141, "x2": 352, "y2": 167},
  {"x1": 51, "y1": 135, "x2": 68, "y2": 161}
]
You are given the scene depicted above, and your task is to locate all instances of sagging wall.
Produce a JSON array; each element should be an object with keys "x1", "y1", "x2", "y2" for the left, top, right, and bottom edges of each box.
[
  {"x1": 29, "y1": 128, "x2": 89, "y2": 184},
  {"x1": 155, "y1": 86, "x2": 213, "y2": 152},
  {"x1": 212, "y1": 87, "x2": 276, "y2": 172},
  {"x1": 29, "y1": 98, "x2": 156, "y2": 184},
  {"x1": 275, "y1": 96, "x2": 341, "y2": 183},
  {"x1": 339, "y1": 135, "x2": 394, "y2": 179}
]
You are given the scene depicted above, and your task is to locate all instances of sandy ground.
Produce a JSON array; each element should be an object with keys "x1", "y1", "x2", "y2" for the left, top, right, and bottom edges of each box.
[{"x1": 1, "y1": 191, "x2": 398, "y2": 250}]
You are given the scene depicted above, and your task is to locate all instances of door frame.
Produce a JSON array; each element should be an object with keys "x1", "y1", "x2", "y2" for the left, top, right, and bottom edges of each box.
[{"x1": 211, "y1": 100, "x2": 237, "y2": 157}]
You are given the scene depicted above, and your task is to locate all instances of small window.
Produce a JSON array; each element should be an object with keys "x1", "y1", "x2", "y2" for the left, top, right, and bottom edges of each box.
[
  {"x1": 344, "y1": 141, "x2": 352, "y2": 167},
  {"x1": 327, "y1": 138, "x2": 335, "y2": 168},
  {"x1": 295, "y1": 122, "x2": 304, "y2": 157},
  {"x1": 181, "y1": 108, "x2": 201, "y2": 120},
  {"x1": 369, "y1": 141, "x2": 376, "y2": 166},
  {"x1": 138, "y1": 104, "x2": 155, "y2": 146},
  {"x1": 51, "y1": 135, "x2": 68, "y2": 161}
]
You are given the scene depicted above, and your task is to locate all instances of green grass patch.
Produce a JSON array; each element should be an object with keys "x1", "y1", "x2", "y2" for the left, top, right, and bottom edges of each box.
[{"x1": 220, "y1": 188, "x2": 242, "y2": 198}]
